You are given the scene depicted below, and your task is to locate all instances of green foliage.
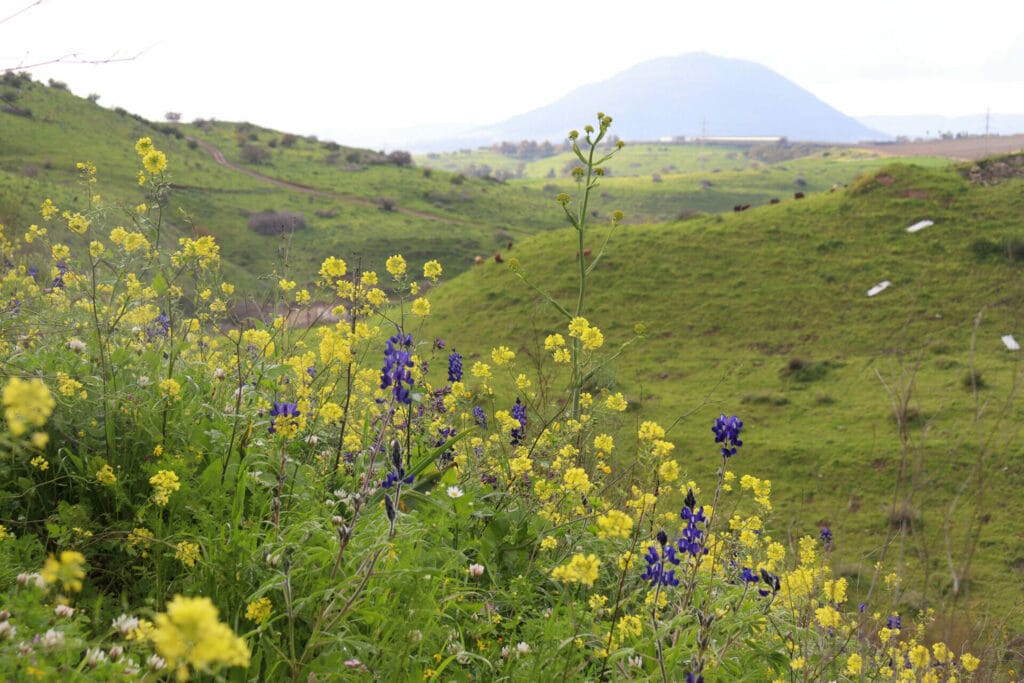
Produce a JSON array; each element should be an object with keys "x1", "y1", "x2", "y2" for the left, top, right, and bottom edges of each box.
[{"x1": 0, "y1": 80, "x2": 1019, "y2": 680}]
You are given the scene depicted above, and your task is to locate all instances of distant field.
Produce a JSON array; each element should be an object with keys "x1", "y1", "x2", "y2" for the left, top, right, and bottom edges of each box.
[{"x1": 862, "y1": 134, "x2": 1024, "y2": 160}]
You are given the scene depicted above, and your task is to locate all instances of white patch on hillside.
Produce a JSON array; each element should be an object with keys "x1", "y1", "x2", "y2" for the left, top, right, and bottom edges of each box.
[
  {"x1": 1002, "y1": 335, "x2": 1020, "y2": 351},
  {"x1": 867, "y1": 281, "x2": 892, "y2": 297},
  {"x1": 906, "y1": 220, "x2": 933, "y2": 233}
]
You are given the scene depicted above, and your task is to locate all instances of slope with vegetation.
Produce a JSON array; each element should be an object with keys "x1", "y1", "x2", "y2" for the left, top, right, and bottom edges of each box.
[
  {"x1": 421, "y1": 160, "x2": 1024, "y2": 642},
  {"x1": 1, "y1": 75, "x2": 1022, "y2": 677}
]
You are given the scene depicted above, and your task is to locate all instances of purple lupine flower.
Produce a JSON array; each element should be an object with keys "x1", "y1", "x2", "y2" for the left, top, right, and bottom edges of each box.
[
  {"x1": 887, "y1": 615, "x2": 901, "y2": 630},
  {"x1": 641, "y1": 531, "x2": 680, "y2": 587},
  {"x1": 820, "y1": 526, "x2": 833, "y2": 550},
  {"x1": 473, "y1": 406, "x2": 487, "y2": 428},
  {"x1": 740, "y1": 567, "x2": 760, "y2": 584},
  {"x1": 447, "y1": 351, "x2": 463, "y2": 383},
  {"x1": 678, "y1": 489, "x2": 708, "y2": 558},
  {"x1": 712, "y1": 414, "x2": 744, "y2": 457},
  {"x1": 510, "y1": 398, "x2": 526, "y2": 445},
  {"x1": 28, "y1": 266, "x2": 38, "y2": 279},
  {"x1": 380, "y1": 332, "x2": 415, "y2": 404},
  {"x1": 758, "y1": 568, "x2": 781, "y2": 597},
  {"x1": 268, "y1": 401, "x2": 300, "y2": 434},
  {"x1": 51, "y1": 261, "x2": 68, "y2": 290}
]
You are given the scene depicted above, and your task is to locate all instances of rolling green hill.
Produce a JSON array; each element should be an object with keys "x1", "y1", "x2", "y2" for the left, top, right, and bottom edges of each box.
[
  {"x1": 417, "y1": 161, "x2": 1024, "y2": 638},
  {"x1": 2, "y1": 73, "x2": 950, "y2": 293},
  {"x1": 2, "y1": 71, "x2": 1024, "y2": 652}
]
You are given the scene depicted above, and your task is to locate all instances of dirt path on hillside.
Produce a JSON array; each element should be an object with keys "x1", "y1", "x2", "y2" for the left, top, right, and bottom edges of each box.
[{"x1": 187, "y1": 137, "x2": 467, "y2": 224}]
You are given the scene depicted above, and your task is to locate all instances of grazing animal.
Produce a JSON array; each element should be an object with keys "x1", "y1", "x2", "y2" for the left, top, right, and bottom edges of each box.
[
  {"x1": 733, "y1": 204, "x2": 742, "y2": 212},
  {"x1": 474, "y1": 255, "x2": 485, "y2": 265},
  {"x1": 575, "y1": 248, "x2": 593, "y2": 260},
  {"x1": 507, "y1": 241, "x2": 513, "y2": 250},
  {"x1": 769, "y1": 197, "x2": 780, "y2": 204},
  {"x1": 738, "y1": 204, "x2": 751, "y2": 212},
  {"x1": 493, "y1": 252, "x2": 504, "y2": 263},
  {"x1": 794, "y1": 192, "x2": 805, "y2": 199}
]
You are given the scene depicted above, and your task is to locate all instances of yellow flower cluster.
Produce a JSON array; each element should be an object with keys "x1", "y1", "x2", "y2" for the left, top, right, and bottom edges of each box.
[
  {"x1": 150, "y1": 595, "x2": 250, "y2": 681},
  {"x1": 96, "y1": 463, "x2": 117, "y2": 485},
  {"x1": 567, "y1": 316, "x2": 604, "y2": 351},
  {"x1": 423, "y1": 259, "x2": 442, "y2": 281},
  {"x1": 245, "y1": 597, "x2": 272, "y2": 625},
  {"x1": 2, "y1": 376, "x2": 55, "y2": 436},
  {"x1": 150, "y1": 470, "x2": 181, "y2": 506},
  {"x1": 596, "y1": 509, "x2": 633, "y2": 539},
  {"x1": 544, "y1": 333, "x2": 571, "y2": 364},
  {"x1": 491, "y1": 346, "x2": 515, "y2": 365},
  {"x1": 136, "y1": 137, "x2": 168, "y2": 175},
  {"x1": 40, "y1": 550, "x2": 87, "y2": 593},
  {"x1": 173, "y1": 236, "x2": 220, "y2": 269},
  {"x1": 385, "y1": 254, "x2": 407, "y2": 278},
  {"x1": 175, "y1": 541, "x2": 201, "y2": 568},
  {"x1": 550, "y1": 553, "x2": 600, "y2": 586}
]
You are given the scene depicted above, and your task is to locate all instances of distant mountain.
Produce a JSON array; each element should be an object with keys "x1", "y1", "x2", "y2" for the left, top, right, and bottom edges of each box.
[
  {"x1": 856, "y1": 113, "x2": 1024, "y2": 139},
  {"x1": 408, "y1": 53, "x2": 887, "y2": 151}
]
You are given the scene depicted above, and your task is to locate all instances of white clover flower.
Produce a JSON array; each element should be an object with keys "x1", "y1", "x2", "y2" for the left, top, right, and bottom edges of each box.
[
  {"x1": 41, "y1": 628, "x2": 65, "y2": 650},
  {"x1": 66, "y1": 338, "x2": 87, "y2": 352},
  {"x1": 111, "y1": 613, "x2": 139, "y2": 637},
  {"x1": 84, "y1": 647, "x2": 108, "y2": 668},
  {"x1": 516, "y1": 641, "x2": 530, "y2": 655},
  {"x1": 54, "y1": 604, "x2": 75, "y2": 618},
  {"x1": 0, "y1": 621, "x2": 16, "y2": 640},
  {"x1": 468, "y1": 563, "x2": 485, "y2": 578},
  {"x1": 147, "y1": 654, "x2": 167, "y2": 671}
]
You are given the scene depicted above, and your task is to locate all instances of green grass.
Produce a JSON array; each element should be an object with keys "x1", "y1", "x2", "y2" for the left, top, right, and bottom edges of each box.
[{"x1": 417, "y1": 162, "x2": 1024, "y2": 632}]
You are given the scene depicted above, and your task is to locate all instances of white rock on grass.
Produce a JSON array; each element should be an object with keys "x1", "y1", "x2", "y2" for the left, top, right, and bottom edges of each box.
[
  {"x1": 867, "y1": 280, "x2": 892, "y2": 297},
  {"x1": 906, "y1": 220, "x2": 933, "y2": 233},
  {"x1": 1001, "y1": 335, "x2": 1020, "y2": 351}
]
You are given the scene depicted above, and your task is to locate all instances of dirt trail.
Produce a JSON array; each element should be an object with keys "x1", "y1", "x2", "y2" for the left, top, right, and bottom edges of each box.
[{"x1": 187, "y1": 137, "x2": 468, "y2": 223}]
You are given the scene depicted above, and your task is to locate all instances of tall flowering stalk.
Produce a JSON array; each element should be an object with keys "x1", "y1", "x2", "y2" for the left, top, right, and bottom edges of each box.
[{"x1": 510, "y1": 113, "x2": 626, "y2": 424}]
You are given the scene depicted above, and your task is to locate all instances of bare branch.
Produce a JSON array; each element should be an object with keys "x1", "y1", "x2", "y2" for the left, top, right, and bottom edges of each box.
[{"x1": 0, "y1": 0, "x2": 43, "y2": 27}]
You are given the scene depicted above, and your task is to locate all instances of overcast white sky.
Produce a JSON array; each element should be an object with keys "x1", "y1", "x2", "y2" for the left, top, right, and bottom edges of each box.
[{"x1": 2, "y1": 0, "x2": 1022, "y2": 147}]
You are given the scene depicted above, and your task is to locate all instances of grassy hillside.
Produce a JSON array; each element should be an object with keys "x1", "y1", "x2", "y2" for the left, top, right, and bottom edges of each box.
[
  {"x1": 418, "y1": 161, "x2": 1024, "y2": 635},
  {"x1": 0, "y1": 75, "x2": 557, "y2": 291},
  {"x1": 2, "y1": 74, "x2": 955, "y2": 292}
]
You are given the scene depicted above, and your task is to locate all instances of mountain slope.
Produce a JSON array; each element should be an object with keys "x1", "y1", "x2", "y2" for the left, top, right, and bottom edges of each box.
[{"x1": 459, "y1": 53, "x2": 887, "y2": 146}]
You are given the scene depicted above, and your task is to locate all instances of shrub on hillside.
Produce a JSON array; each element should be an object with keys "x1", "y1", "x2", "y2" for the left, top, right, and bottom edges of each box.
[
  {"x1": 387, "y1": 150, "x2": 413, "y2": 167},
  {"x1": 247, "y1": 210, "x2": 307, "y2": 234},
  {"x1": 240, "y1": 144, "x2": 271, "y2": 165}
]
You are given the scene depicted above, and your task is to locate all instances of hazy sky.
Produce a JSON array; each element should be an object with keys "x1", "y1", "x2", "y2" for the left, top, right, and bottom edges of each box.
[{"x1": 2, "y1": 0, "x2": 1022, "y2": 147}]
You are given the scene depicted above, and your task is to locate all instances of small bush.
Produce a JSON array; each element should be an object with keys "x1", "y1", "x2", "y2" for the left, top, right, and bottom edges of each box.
[
  {"x1": 247, "y1": 211, "x2": 307, "y2": 234},
  {"x1": 387, "y1": 150, "x2": 413, "y2": 167},
  {"x1": 450, "y1": 173, "x2": 466, "y2": 185},
  {"x1": 780, "y1": 357, "x2": 835, "y2": 382},
  {"x1": 1, "y1": 104, "x2": 32, "y2": 118},
  {"x1": 961, "y1": 369, "x2": 987, "y2": 391},
  {"x1": 377, "y1": 197, "x2": 397, "y2": 212},
  {"x1": 888, "y1": 501, "x2": 921, "y2": 533},
  {"x1": 240, "y1": 144, "x2": 271, "y2": 165}
]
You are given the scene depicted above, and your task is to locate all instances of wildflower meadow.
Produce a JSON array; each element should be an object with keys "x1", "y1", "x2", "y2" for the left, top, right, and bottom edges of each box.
[{"x1": 0, "y1": 114, "x2": 995, "y2": 681}]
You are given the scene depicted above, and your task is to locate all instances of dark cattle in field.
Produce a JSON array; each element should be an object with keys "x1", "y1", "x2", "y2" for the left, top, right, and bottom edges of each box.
[
  {"x1": 494, "y1": 252, "x2": 504, "y2": 263},
  {"x1": 738, "y1": 203, "x2": 750, "y2": 211},
  {"x1": 794, "y1": 192, "x2": 805, "y2": 199},
  {"x1": 769, "y1": 197, "x2": 780, "y2": 204},
  {"x1": 733, "y1": 204, "x2": 742, "y2": 212}
]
